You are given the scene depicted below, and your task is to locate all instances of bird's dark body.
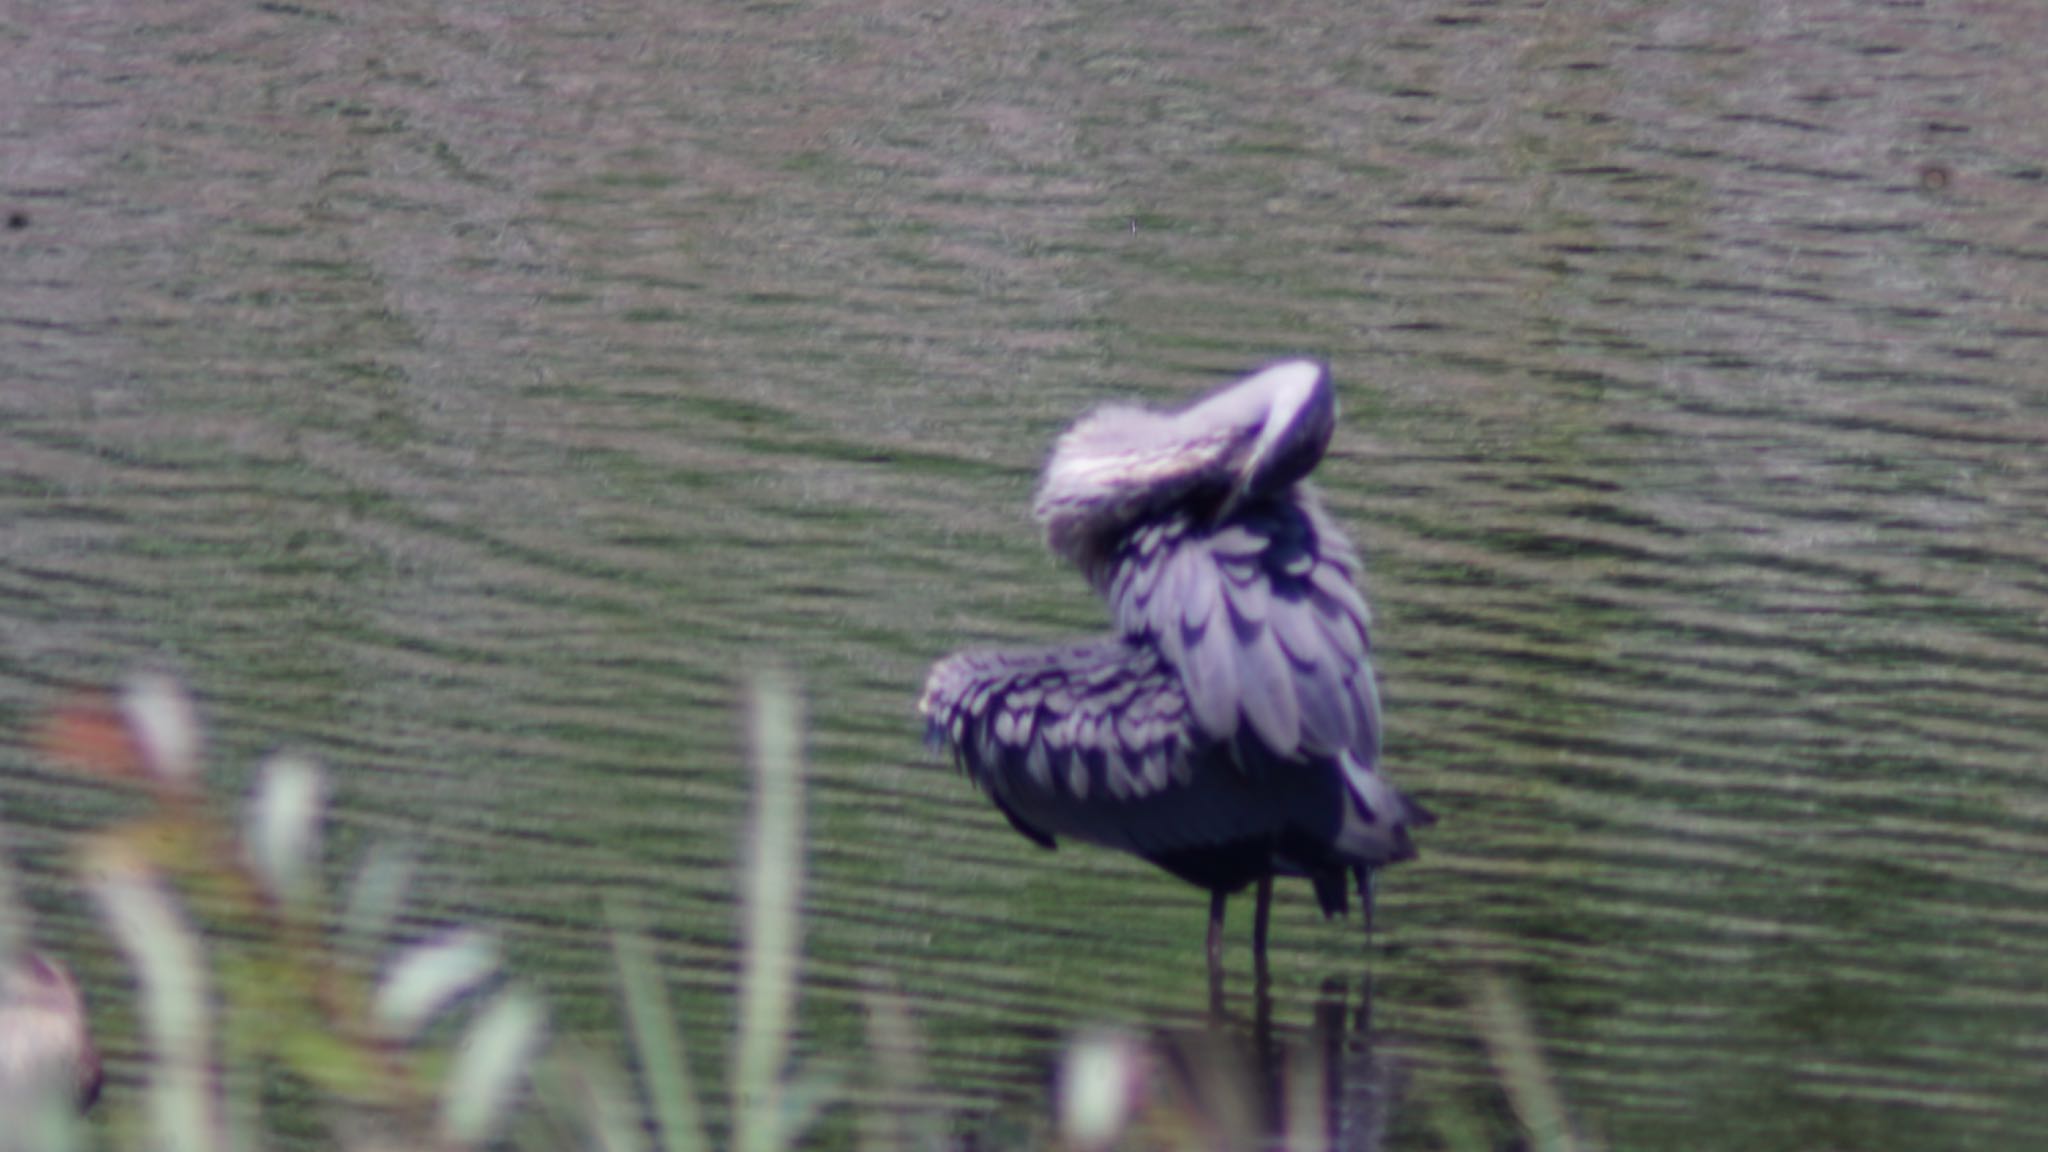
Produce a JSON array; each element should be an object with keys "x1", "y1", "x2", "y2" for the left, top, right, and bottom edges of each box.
[{"x1": 920, "y1": 360, "x2": 1432, "y2": 955}]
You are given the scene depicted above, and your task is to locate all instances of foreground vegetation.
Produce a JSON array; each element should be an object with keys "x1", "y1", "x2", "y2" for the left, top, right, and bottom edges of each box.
[{"x1": 1, "y1": 671, "x2": 1585, "y2": 1151}]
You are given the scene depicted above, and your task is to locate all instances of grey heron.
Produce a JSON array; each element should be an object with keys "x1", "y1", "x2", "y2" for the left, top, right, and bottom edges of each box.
[{"x1": 921, "y1": 360, "x2": 1433, "y2": 966}]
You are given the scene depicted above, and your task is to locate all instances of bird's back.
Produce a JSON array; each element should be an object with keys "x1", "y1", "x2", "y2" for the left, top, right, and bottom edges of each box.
[{"x1": 1104, "y1": 488, "x2": 1380, "y2": 766}]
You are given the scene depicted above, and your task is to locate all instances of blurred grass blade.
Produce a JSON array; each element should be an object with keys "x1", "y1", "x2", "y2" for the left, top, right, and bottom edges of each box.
[
  {"x1": 244, "y1": 753, "x2": 326, "y2": 907},
  {"x1": 1474, "y1": 974, "x2": 1581, "y2": 1152},
  {"x1": 541, "y1": 1046, "x2": 649, "y2": 1152},
  {"x1": 89, "y1": 840, "x2": 214, "y2": 1152},
  {"x1": 777, "y1": 1059, "x2": 844, "y2": 1148},
  {"x1": 1428, "y1": 1093, "x2": 1494, "y2": 1152},
  {"x1": 1058, "y1": 1030, "x2": 1148, "y2": 1152},
  {"x1": 1283, "y1": 1032, "x2": 1330, "y2": 1152},
  {"x1": 219, "y1": 963, "x2": 265, "y2": 1152},
  {"x1": 733, "y1": 667, "x2": 805, "y2": 1152},
  {"x1": 0, "y1": 953, "x2": 98, "y2": 1133},
  {"x1": 1167, "y1": 1031, "x2": 1256, "y2": 1150},
  {"x1": 375, "y1": 928, "x2": 501, "y2": 1040},
  {"x1": 121, "y1": 672, "x2": 203, "y2": 787},
  {"x1": 0, "y1": 828, "x2": 27, "y2": 962},
  {"x1": 19, "y1": 1095, "x2": 80, "y2": 1152},
  {"x1": 860, "y1": 976, "x2": 930, "y2": 1152},
  {"x1": 439, "y1": 988, "x2": 547, "y2": 1145},
  {"x1": 608, "y1": 896, "x2": 709, "y2": 1152},
  {"x1": 339, "y1": 842, "x2": 417, "y2": 965},
  {"x1": 3, "y1": 949, "x2": 89, "y2": 1152}
]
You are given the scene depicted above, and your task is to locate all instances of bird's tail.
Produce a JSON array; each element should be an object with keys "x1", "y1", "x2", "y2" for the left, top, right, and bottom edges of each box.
[
  {"x1": 1334, "y1": 750, "x2": 1434, "y2": 866},
  {"x1": 1296, "y1": 752, "x2": 1433, "y2": 921}
]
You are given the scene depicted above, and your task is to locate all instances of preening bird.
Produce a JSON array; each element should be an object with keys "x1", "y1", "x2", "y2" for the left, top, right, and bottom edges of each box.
[{"x1": 920, "y1": 360, "x2": 1434, "y2": 966}]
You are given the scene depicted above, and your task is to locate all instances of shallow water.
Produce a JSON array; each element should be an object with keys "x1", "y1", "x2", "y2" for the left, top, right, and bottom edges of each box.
[{"x1": 4, "y1": 0, "x2": 2046, "y2": 1146}]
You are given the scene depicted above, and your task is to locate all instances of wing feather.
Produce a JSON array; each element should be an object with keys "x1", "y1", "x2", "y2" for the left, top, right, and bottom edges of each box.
[
  {"x1": 1208, "y1": 523, "x2": 1269, "y2": 558},
  {"x1": 1096, "y1": 487, "x2": 1380, "y2": 767},
  {"x1": 1180, "y1": 611, "x2": 1241, "y2": 739},
  {"x1": 921, "y1": 638, "x2": 1190, "y2": 802},
  {"x1": 923, "y1": 636, "x2": 1326, "y2": 860},
  {"x1": 1235, "y1": 614, "x2": 1301, "y2": 754},
  {"x1": 1268, "y1": 589, "x2": 1326, "y2": 665},
  {"x1": 1179, "y1": 548, "x2": 1220, "y2": 633},
  {"x1": 1223, "y1": 557, "x2": 1270, "y2": 625},
  {"x1": 1294, "y1": 651, "x2": 1354, "y2": 753}
]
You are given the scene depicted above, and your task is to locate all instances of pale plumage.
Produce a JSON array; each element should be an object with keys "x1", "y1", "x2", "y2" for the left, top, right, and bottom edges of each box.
[
  {"x1": 920, "y1": 360, "x2": 1433, "y2": 963},
  {"x1": 0, "y1": 951, "x2": 102, "y2": 1115}
]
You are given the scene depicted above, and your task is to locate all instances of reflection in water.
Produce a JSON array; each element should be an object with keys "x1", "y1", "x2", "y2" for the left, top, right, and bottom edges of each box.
[{"x1": 1066, "y1": 973, "x2": 1398, "y2": 1152}]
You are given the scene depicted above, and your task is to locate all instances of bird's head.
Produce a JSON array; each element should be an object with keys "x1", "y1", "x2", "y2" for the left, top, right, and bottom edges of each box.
[{"x1": 1033, "y1": 360, "x2": 1336, "y2": 575}]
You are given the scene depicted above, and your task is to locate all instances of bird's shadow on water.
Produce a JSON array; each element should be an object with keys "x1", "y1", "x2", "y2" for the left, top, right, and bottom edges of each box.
[{"x1": 1155, "y1": 967, "x2": 1401, "y2": 1151}]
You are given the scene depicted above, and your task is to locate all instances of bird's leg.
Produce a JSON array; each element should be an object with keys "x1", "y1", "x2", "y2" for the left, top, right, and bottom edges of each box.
[
  {"x1": 1252, "y1": 875, "x2": 1274, "y2": 962},
  {"x1": 1207, "y1": 889, "x2": 1228, "y2": 971},
  {"x1": 1357, "y1": 866, "x2": 1377, "y2": 938}
]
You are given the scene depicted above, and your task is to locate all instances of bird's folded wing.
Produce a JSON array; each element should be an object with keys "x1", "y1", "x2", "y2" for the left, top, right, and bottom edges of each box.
[
  {"x1": 921, "y1": 638, "x2": 1325, "y2": 860},
  {"x1": 1106, "y1": 494, "x2": 1381, "y2": 767},
  {"x1": 920, "y1": 637, "x2": 1196, "y2": 806}
]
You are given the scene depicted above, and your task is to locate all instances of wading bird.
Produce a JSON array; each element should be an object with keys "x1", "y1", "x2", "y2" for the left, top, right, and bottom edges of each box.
[{"x1": 921, "y1": 360, "x2": 1433, "y2": 967}]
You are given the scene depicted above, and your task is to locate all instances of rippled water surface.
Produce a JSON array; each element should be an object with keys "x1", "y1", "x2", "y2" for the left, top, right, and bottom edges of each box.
[{"x1": 5, "y1": 0, "x2": 2046, "y2": 1147}]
